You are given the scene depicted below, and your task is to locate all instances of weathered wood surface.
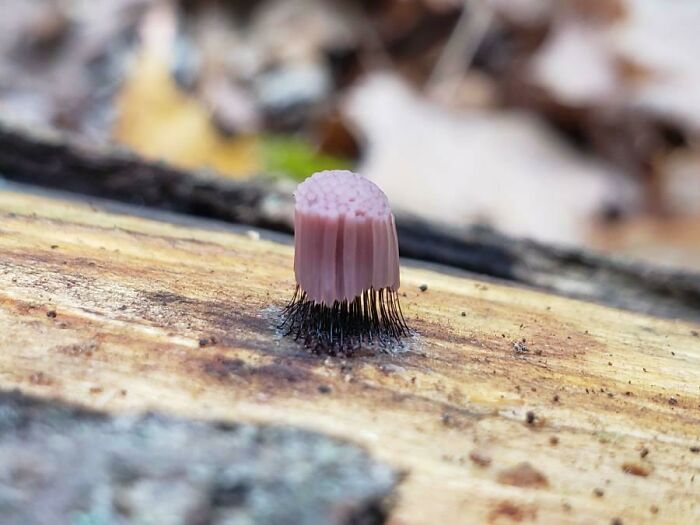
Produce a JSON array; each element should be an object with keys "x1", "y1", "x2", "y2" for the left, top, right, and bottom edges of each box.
[
  {"x1": 0, "y1": 190, "x2": 699, "y2": 525},
  {"x1": 2, "y1": 121, "x2": 700, "y2": 322}
]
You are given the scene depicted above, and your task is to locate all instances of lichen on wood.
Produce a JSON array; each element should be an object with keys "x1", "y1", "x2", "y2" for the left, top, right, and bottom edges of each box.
[{"x1": 0, "y1": 390, "x2": 397, "y2": 525}]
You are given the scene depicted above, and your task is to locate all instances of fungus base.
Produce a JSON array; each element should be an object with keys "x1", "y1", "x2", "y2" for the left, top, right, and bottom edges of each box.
[{"x1": 280, "y1": 286, "x2": 409, "y2": 354}]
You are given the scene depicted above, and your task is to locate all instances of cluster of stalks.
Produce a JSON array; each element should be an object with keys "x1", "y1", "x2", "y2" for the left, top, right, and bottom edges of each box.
[{"x1": 280, "y1": 286, "x2": 409, "y2": 354}]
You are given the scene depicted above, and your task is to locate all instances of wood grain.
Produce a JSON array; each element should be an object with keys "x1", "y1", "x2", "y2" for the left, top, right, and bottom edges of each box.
[{"x1": 0, "y1": 190, "x2": 699, "y2": 525}]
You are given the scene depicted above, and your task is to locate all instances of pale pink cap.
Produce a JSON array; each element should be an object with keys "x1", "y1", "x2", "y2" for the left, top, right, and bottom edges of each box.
[{"x1": 293, "y1": 170, "x2": 400, "y2": 304}]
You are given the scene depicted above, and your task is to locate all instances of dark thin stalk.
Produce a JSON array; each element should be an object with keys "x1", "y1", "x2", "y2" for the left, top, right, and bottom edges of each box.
[{"x1": 279, "y1": 287, "x2": 409, "y2": 355}]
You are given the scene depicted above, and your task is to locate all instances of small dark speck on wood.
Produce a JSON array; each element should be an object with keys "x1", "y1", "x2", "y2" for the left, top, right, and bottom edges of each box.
[
  {"x1": 46, "y1": 310, "x2": 57, "y2": 318},
  {"x1": 199, "y1": 336, "x2": 217, "y2": 347},
  {"x1": 419, "y1": 284, "x2": 428, "y2": 292}
]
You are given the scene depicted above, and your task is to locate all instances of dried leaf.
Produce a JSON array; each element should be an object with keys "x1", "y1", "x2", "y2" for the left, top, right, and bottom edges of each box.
[
  {"x1": 344, "y1": 73, "x2": 639, "y2": 245},
  {"x1": 114, "y1": 50, "x2": 260, "y2": 179}
]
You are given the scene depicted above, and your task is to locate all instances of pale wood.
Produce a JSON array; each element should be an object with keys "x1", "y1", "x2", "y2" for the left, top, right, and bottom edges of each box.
[{"x1": 0, "y1": 189, "x2": 699, "y2": 525}]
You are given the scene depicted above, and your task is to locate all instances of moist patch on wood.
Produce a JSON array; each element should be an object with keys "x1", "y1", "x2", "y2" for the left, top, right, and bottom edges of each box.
[
  {"x1": 488, "y1": 500, "x2": 537, "y2": 523},
  {"x1": 408, "y1": 296, "x2": 600, "y2": 363},
  {"x1": 199, "y1": 356, "x2": 312, "y2": 390},
  {"x1": 0, "y1": 390, "x2": 398, "y2": 525},
  {"x1": 52, "y1": 340, "x2": 99, "y2": 357},
  {"x1": 497, "y1": 463, "x2": 549, "y2": 489}
]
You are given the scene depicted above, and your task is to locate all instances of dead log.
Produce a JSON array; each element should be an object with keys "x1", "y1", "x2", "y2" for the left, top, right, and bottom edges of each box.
[
  {"x1": 0, "y1": 189, "x2": 698, "y2": 524},
  {"x1": 1, "y1": 121, "x2": 699, "y2": 322}
]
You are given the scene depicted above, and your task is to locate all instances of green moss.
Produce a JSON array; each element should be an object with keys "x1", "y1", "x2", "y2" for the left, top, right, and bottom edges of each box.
[{"x1": 261, "y1": 135, "x2": 352, "y2": 181}]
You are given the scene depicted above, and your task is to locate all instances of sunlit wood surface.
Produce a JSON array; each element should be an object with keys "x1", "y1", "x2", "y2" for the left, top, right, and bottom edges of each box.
[{"x1": 0, "y1": 190, "x2": 698, "y2": 524}]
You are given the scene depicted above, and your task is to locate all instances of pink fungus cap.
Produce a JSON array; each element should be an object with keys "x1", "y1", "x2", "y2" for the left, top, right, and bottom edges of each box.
[{"x1": 293, "y1": 170, "x2": 400, "y2": 305}]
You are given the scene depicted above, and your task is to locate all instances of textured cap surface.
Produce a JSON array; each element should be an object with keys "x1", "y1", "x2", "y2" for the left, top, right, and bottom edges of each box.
[{"x1": 294, "y1": 170, "x2": 400, "y2": 304}]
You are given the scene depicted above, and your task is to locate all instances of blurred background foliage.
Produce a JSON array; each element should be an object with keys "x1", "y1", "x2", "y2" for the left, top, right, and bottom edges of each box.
[{"x1": 1, "y1": 0, "x2": 699, "y2": 269}]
